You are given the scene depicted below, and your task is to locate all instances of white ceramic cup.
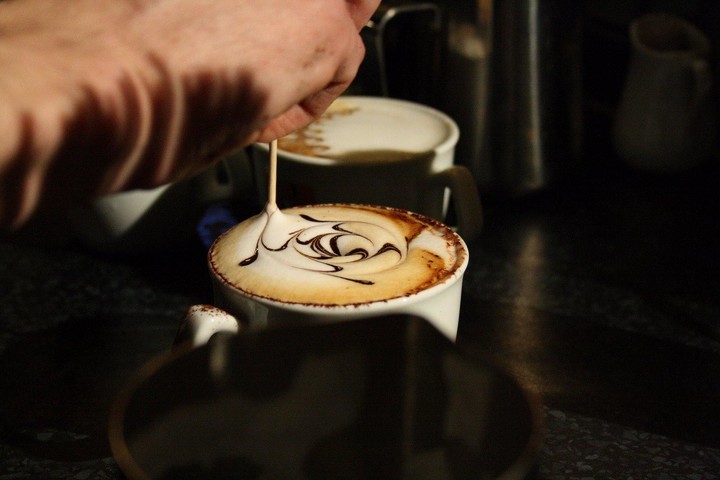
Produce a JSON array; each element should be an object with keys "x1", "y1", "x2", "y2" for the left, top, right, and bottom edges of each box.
[
  {"x1": 177, "y1": 204, "x2": 469, "y2": 346},
  {"x1": 251, "y1": 96, "x2": 482, "y2": 242},
  {"x1": 67, "y1": 151, "x2": 253, "y2": 254}
]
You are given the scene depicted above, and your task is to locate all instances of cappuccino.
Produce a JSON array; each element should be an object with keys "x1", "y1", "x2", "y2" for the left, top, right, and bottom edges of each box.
[{"x1": 209, "y1": 204, "x2": 466, "y2": 306}]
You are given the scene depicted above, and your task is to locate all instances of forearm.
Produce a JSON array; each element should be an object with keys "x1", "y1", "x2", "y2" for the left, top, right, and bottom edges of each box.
[
  {"x1": 0, "y1": 3, "x2": 255, "y2": 228},
  {"x1": 0, "y1": 2, "x2": 154, "y2": 226}
]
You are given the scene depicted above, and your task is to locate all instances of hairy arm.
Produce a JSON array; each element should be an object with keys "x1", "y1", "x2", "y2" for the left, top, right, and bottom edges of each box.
[{"x1": 0, "y1": 0, "x2": 377, "y2": 228}]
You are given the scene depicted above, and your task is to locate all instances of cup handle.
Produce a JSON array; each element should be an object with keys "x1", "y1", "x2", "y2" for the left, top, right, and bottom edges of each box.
[
  {"x1": 434, "y1": 165, "x2": 483, "y2": 242},
  {"x1": 174, "y1": 304, "x2": 241, "y2": 348},
  {"x1": 193, "y1": 150, "x2": 254, "y2": 206}
]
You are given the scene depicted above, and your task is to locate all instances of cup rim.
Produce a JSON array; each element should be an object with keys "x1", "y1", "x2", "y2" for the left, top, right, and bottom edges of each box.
[
  {"x1": 253, "y1": 95, "x2": 460, "y2": 166},
  {"x1": 208, "y1": 203, "x2": 469, "y2": 315}
]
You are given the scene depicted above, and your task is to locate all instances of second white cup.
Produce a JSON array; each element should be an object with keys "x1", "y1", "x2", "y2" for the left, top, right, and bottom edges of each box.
[{"x1": 251, "y1": 96, "x2": 482, "y2": 241}]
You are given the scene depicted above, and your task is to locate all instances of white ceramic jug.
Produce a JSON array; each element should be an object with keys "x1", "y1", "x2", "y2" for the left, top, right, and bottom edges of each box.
[{"x1": 613, "y1": 13, "x2": 717, "y2": 173}]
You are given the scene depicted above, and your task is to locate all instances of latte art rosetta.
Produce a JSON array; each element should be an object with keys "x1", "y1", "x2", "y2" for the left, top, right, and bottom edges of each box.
[
  {"x1": 239, "y1": 214, "x2": 405, "y2": 285},
  {"x1": 210, "y1": 205, "x2": 466, "y2": 306}
]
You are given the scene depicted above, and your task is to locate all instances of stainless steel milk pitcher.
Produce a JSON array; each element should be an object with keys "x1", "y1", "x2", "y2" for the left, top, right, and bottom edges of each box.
[
  {"x1": 352, "y1": 1, "x2": 443, "y2": 106},
  {"x1": 353, "y1": 0, "x2": 583, "y2": 196},
  {"x1": 442, "y1": 0, "x2": 583, "y2": 196}
]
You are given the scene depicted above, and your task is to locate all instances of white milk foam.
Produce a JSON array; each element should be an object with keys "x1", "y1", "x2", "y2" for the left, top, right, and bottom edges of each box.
[
  {"x1": 210, "y1": 204, "x2": 466, "y2": 306},
  {"x1": 277, "y1": 97, "x2": 454, "y2": 159}
]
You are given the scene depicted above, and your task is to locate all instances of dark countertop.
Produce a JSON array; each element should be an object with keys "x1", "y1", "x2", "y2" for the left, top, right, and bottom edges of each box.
[{"x1": 1, "y1": 158, "x2": 720, "y2": 479}]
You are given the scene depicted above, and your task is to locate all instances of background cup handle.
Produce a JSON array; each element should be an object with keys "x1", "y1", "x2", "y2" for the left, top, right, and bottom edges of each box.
[
  {"x1": 193, "y1": 150, "x2": 255, "y2": 206},
  {"x1": 434, "y1": 165, "x2": 483, "y2": 242}
]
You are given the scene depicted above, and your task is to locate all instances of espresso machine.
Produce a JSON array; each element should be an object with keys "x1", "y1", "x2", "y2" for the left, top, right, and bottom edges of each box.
[{"x1": 352, "y1": 0, "x2": 583, "y2": 197}]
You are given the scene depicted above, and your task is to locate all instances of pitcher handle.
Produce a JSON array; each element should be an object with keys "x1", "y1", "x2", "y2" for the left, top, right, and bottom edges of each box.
[{"x1": 690, "y1": 58, "x2": 713, "y2": 116}]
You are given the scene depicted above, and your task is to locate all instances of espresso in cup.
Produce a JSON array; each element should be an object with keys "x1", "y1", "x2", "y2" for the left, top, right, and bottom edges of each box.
[{"x1": 208, "y1": 203, "x2": 468, "y2": 339}]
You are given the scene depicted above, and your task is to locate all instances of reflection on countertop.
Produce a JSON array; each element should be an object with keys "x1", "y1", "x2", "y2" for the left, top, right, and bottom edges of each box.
[{"x1": 459, "y1": 159, "x2": 720, "y2": 478}]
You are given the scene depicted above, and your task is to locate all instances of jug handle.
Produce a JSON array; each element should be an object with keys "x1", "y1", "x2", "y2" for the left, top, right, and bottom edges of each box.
[
  {"x1": 362, "y1": 2, "x2": 442, "y2": 97},
  {"x1": 690, "y1": 58, "x2": 713, "y2": 116}
]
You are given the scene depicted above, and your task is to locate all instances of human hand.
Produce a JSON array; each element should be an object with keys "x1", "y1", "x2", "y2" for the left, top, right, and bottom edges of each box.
[
  {"x1": 122, "y1": 0, "x2": 380, "y2": 153},
  {"x1": 0, "y1": 0, "x2": 379, "y2": 227}
]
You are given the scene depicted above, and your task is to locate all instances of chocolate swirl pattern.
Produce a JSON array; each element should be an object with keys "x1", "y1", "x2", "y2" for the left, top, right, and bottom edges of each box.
[
  {"x1": 239, "y1": 213, "x2": 405, "y2": 285},
  {"x1": 210, "y1": 204, "x2": 464, "y2": 306}
]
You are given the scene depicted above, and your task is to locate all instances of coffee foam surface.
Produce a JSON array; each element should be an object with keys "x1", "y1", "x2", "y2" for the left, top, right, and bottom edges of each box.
[
  {"x1": 209, "y1": 205, "x2": 466, "y2": 306},
  {"x1": 277, "y1": 97, "x2": 454, "y2": 160}
]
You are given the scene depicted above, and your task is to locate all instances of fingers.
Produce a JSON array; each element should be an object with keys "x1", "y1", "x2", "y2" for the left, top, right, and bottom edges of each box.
[
  {"x1": 346, "y1": 0, "x2": 382, "y2": 30},
  {"x1": 251, "y1": 0, "x2": 374, "y2": 144},
  {"x1": 253, "y1": 80, "x2": 351, "y2": 143},
  {"x1": 253, "y1": 23, "x2": 367, "y2": 144}
]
